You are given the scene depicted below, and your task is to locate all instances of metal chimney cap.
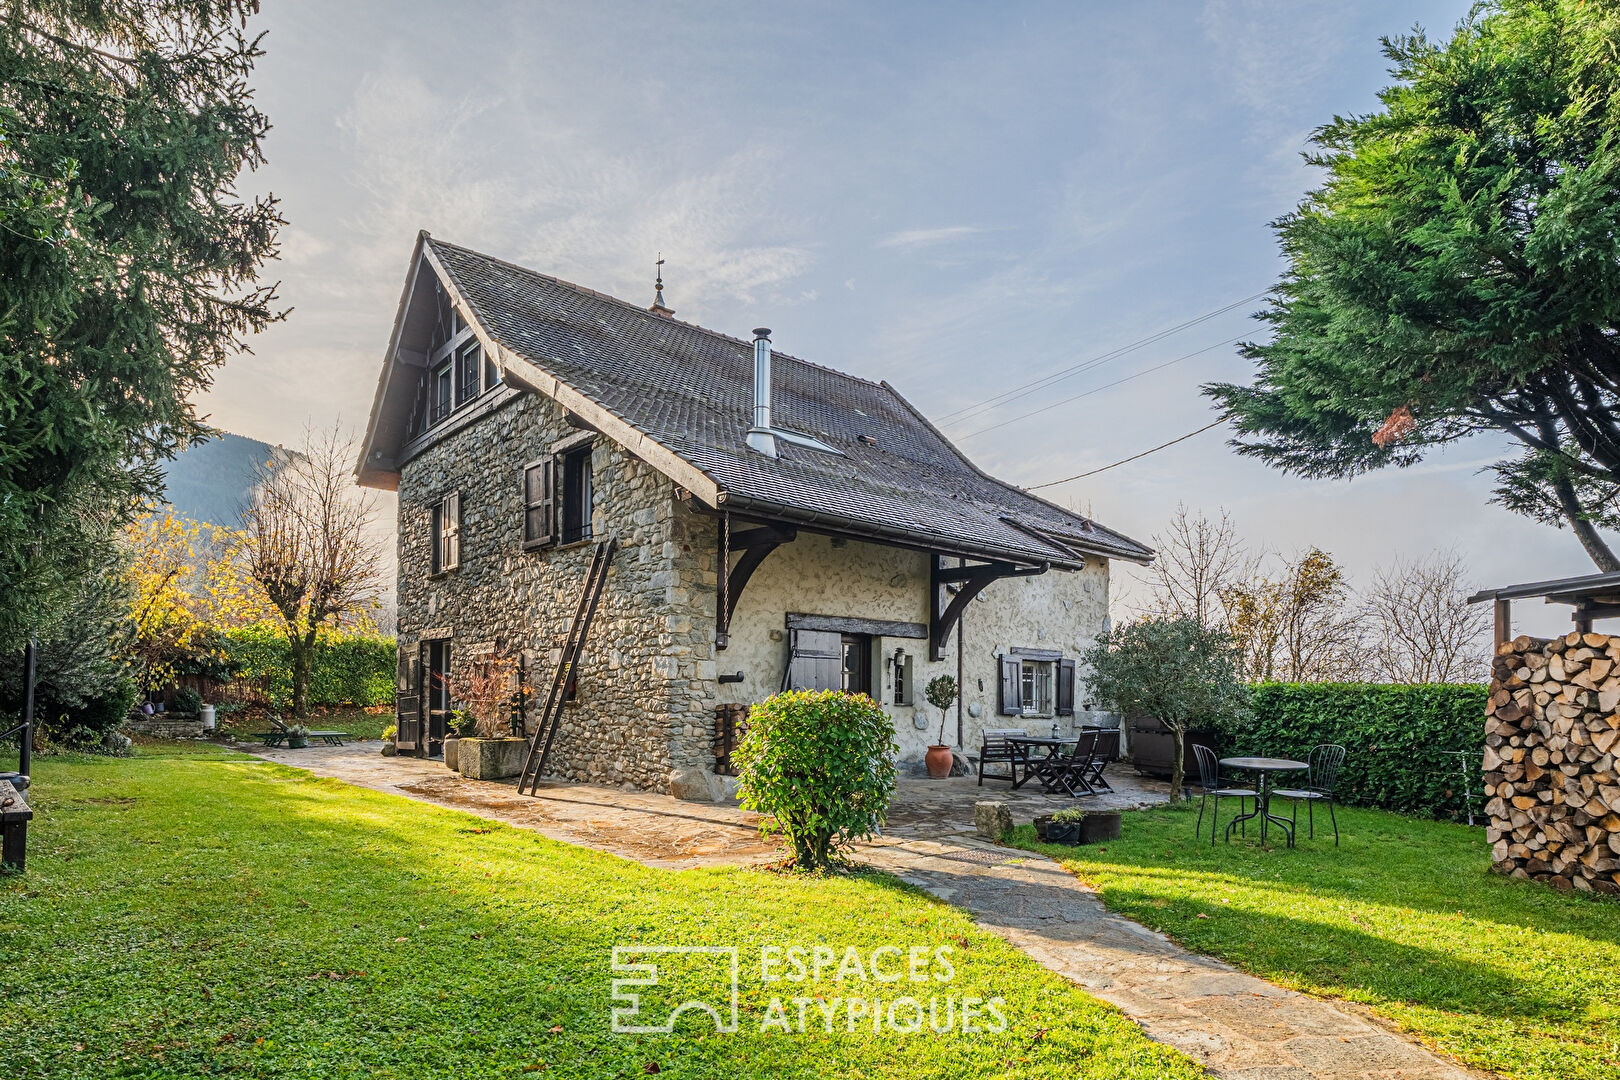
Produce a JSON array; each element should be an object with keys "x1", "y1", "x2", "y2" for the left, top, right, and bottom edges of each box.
[{"x1": 753, "y1": 327, "x2": 772, "y2": 340}]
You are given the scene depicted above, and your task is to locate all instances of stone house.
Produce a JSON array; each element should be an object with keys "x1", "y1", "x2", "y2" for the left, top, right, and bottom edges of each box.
[{"x1": 357, "y1": 233, "x2": 1153, "y2": 799}]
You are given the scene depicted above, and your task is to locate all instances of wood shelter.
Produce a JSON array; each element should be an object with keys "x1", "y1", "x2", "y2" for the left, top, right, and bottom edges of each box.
[{"x1": 1468, "y1": 571, "x2": 1620, "y2": 648}]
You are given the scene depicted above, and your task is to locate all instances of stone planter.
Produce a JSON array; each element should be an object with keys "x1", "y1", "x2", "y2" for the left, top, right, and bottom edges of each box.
[
  {"x1": 443, "y1": 735, "x2": 460, "y2": 772},
  {"x1": 1035, "y1": 812, "x2": 1121, "y2": 845},
  {"x1": 458, "y1": 737, "x2": 528, "y2": 780}
]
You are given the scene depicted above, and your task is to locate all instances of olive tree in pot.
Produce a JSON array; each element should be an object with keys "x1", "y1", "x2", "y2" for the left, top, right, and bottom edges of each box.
[
  {"x1": 1080, "y1": 616, "x2": 1248, "y2": 801},
  {"x1": 923, "y1": 674, "x2": 959, "y2": 779},
  {"x1": 733, "y1": 690, "x2": 898, "y2": 870}
]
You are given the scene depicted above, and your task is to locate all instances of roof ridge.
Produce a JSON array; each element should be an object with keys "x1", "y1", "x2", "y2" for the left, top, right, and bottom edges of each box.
[{"x1": 425, "y1": 234, "x2": 893, "y2": 392}]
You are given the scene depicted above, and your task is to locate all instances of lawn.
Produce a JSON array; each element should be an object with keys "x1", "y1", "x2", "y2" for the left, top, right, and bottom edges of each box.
[
  {"x1": 1008, "y1": 801, "x2": 1620, "y2": 1080},
  {"x1": 0, "y1": 744, "x2": 1204, "y2": 1080}
]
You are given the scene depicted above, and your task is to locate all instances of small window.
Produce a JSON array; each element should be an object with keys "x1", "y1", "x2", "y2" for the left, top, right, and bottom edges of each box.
[
  {"x1": 431, "y1": 491, "x2": 460, "y2": 573},
  {"x1": 431, "y1": 362, "x2": 452, "y2": 424},
  {"x1": 522, "y1": 457, "x2": 554, "y2": 548},
  {"x1": 455, "y1": 340, "x2": 481, "y2": 406},
  {"x1": 892, "y1": 650, "x2": 914, "y2": 706},
  {"x1": 840, "y1": 633, "x2": 872, "y2": 696},
  {"x1": 558, "y1": 443, "x2": 593, "y2": 545},
  {"x1": 1020, "y1": 660, "x2": 1054, "y2": 717}
]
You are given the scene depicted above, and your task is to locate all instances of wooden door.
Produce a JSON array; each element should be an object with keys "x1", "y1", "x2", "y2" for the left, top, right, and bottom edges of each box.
[
  {"x1": 785, "y1": 629, "x2": 841, "y2": 691},
  {"x1": 396, "y1": 647, "x2": 422, "y2": 752}
]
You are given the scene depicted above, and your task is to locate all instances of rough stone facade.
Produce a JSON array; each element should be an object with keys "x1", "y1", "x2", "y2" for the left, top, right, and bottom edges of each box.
[
  {"x1": 396, "y1": 385, "x2": 1116, "y2": 797},
  {"x1": 396, "y1": 388, "x2": 716, "y2": 791}
]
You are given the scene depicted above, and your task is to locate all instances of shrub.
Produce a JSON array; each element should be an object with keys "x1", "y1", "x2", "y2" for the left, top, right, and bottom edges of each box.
[
  {"x1": 1234, "y1": 683, "x2": 1487, "y2": 820},
  {"x1": 172, "y1": 687, "x2": 202, "y2": 715},
  {"x1": 47, "y1": 677, "x2": 139, "y2": 751},
  {"x1": 733, "y1": 690, "x2": 898, "y2": 870},
  {"x1": 220, "y1": 624, "x2": 394, "y2": 708}
]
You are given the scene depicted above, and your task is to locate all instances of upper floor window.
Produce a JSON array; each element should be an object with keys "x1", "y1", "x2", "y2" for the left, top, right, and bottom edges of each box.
[
  {"x1": 455, "y1": 340, "x2": 481, "y2": 406},
  {"x1": 522, "y1": 439, "x2": 594, "y2": 549},
  {"x1": 431, "y1": 361, "x2": 452, "y2": 424},
  {"x1": 430, "y1": 491, "x2": 460, "y2": 573}
]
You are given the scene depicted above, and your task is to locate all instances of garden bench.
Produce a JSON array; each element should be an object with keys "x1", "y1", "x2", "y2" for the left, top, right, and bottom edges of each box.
[
  {"x1": 1, "y1": 777, "x2": 31, "y2": 871},
  {"x1": 251, "y1": 718, "x2": 351, "y2": 748}
]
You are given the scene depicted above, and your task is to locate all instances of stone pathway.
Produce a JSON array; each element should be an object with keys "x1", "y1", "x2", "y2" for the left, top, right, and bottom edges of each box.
[{"x1": 247, "y1": 741, "x2": 1486, "y2": 1080}]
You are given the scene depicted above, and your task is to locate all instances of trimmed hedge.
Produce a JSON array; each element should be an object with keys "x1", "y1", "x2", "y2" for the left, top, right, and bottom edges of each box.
[
  {"x1": 1235, "y1": 683, "x2": 1488, "y2": 821},
  {"x1": 221, "y1": 624, "x2": 395, "y2": 709}
]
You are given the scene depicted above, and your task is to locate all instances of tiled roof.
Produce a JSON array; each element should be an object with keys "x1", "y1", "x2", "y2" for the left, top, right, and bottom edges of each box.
[{"x1": 425, "y1": 237, "x2": 1152, "y2": 568}]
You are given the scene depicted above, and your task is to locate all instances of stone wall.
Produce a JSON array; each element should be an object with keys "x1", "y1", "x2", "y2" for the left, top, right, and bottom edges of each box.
[
  {"x1": 396, "y1": 389, "x2": 715, "y2": 792},
  {"x1": 1485, "y1": 632, "x2": 1620, "y2": 893},
  {"x1": 126, "y1": 714, "x2": 206, "y2": 739}
]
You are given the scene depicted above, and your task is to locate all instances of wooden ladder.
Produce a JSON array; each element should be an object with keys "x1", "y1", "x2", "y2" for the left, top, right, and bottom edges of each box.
[{"x1": 518, "y1": 537, "x2": 617, "y2": 795}]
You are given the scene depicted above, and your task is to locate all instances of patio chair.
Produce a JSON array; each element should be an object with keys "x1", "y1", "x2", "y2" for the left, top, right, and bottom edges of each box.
[
  {"x1": 251, "y1": 716, "x2": 352, "y2": 747},
  {"x1": 1041, "y1": 729, "x2": 1102, "y2": 797},
  {"x1": 1192, "y1": 744, "x2": 1255, "y2": 846},
  {"x1": 1274, "y1": 744, "x2": 1346, "y2": 845},
  {"x1": 1079, "y1": 727, "x2": 1118, "y2": 793},
  {"x1": 977, "y1": 729, "x2": 1028, "y2": 785}
]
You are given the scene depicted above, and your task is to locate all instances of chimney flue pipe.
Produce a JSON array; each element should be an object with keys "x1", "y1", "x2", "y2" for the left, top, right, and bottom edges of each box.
[{"x1": 746, "y1": 327, "x2": 777, "y2": 458}]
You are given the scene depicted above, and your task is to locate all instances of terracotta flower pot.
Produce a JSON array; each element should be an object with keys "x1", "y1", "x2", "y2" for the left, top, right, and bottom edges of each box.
[{"x1": 925, "y1": 744, "x2": 954, "y2": 779}]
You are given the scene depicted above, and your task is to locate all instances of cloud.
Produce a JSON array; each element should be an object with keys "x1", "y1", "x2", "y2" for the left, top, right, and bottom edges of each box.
[
  {"x1": 875, "y1": 225, "x2": 985, "y2": 249},
  {"x1": 1199, "y1": 0, "x2": 1351, "y2": 121}
]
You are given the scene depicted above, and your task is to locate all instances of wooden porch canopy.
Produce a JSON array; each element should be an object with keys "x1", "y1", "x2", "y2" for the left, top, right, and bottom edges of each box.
[{"x1": 1468, "y1": 570, "x2": 1620, "y2": 647}]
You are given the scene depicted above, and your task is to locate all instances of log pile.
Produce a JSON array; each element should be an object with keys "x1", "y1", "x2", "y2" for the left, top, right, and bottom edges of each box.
[{"x1": 1485, "y1": 632, "x2": 1620, "y2": 893}]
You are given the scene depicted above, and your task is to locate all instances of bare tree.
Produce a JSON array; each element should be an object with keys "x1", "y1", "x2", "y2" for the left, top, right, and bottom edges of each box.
[
  {"x1": 1136, "y1": 505, "x2": 1254, "y2": 627},
  {"x1": 1223, "y1": 548, "x2": 1364, "y2": 682},
  {"x1": 1363, "y1": 550, "x2": 1489, "y2": 684},
  {"x1": 243, "y1": 425, "x2": 382, "y2": 717}
]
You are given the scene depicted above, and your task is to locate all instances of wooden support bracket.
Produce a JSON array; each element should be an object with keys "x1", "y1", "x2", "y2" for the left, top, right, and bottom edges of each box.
[
  {"x1": 929, "y1": 554, "x2": 1049, "y2": 661},
  {"x1": 716, "y1": 518, "x2": 796, "y2": 650}
]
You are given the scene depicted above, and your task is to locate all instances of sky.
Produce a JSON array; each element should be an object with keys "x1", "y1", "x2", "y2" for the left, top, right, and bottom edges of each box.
[{"x1": 201, "y1": 0, "x2": 1599, "y2": 638}]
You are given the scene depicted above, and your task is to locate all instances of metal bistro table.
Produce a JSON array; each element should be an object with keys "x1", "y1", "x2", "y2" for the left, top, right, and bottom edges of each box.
[
  {"x1": 1006, "y1": 735, "x2": 1075, "y2": 793},
  {"x1": 1220, "y1": 757, "x2": 1307, "y2": 847}
]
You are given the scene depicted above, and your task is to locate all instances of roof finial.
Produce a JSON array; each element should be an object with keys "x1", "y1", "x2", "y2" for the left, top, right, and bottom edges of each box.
[{"x1": 650, "y1": 253, "x2": 674, "y2": 316}]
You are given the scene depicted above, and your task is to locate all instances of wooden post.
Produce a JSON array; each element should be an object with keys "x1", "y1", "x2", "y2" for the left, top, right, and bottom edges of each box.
[
  {"x1": 1575, "y1": 601, "x2": 1594, "y2": 635},
  {"x1": 1493, "y1": 598, "x2": 1511, "y2": 650}
]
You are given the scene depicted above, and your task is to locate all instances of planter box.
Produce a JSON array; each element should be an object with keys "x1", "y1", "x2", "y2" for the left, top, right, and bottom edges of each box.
[
  {"x1": 458, "y1": 737, "x2": 528, "y2": 780},
  {"x1": 1035, "y1": 811, "x2": 1122, "y2": 846}
]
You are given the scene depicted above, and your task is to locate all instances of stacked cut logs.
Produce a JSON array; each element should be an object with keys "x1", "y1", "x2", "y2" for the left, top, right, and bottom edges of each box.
[{"x1": 1485, "y1": 632, "x2": 1620, "y2": 893}]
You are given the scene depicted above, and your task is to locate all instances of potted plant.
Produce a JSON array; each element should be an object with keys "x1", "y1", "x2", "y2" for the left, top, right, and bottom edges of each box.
[
  {"x1": 923, "y1": 674, "x2": 959, "y2": 779},
  {"x1": 452, "y1": 653, "x2": 529, "y2": 780},
  {"x1": 444, "y1": 709, "x2": 475, "y2": 771},
  {"x1": 285, "y1": 723, "x2": 310, "y2": 749},
  {"x1": 381, "y1": 723, "x2": 398, "y2": 757},
  {"x1": 1043, "y1": 807, "x2": 1086, "y2": 844}
]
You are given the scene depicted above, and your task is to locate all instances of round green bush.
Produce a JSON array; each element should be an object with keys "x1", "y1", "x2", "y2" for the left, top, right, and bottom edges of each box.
[
  {"x1": 172, "y1": 687, "x2": 202, "y2": 715},
  {"x1": 733, "y1": 690, "x2": 898, "y2": 870}
]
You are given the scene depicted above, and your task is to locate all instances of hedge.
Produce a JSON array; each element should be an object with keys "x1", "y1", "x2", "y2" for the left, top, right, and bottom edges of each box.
[
  {"x1": 1233, "y1": 682, "x2": 1488, "y2": 821},
  {"x1": 221, "y1": 624, "x2": 395, "y2": 709}
]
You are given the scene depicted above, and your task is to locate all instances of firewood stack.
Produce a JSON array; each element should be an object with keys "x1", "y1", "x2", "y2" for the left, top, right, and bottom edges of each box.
[{"x1": 1485, "y1": 632, "x2": 1620, "y2": 893}]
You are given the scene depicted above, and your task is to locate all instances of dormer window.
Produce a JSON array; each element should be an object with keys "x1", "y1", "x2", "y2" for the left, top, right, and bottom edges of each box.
[
  {"x1": 455, "y1": 340, "x2": 481, "y2": 406},
  {"x1": 431, "y1": 361, "x2": 452, "y2": 423}
]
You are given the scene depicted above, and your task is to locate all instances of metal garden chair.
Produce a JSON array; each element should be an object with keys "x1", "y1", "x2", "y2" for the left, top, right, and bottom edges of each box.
[
  {"x1": 1274, "y1": 744, "x2": 1346, "y2": 845},
  {"x1": 1192, "y1": 744, "x2": 1255, "y2": 845}
]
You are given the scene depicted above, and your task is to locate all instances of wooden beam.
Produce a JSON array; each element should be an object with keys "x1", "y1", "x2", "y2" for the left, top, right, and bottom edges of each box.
[
  {"x1": 731, "y1": 526, "x2": 796, "y2": 549},
  {"x1": 929, "y1": 554, "x2": 1049, "y2": 661},
  {"x1": 1494, "y1": 597, "x2": 1511, "y2": 649},
  {"x1": 786, "y1": 613, "x2": 927, "y2": 639}
]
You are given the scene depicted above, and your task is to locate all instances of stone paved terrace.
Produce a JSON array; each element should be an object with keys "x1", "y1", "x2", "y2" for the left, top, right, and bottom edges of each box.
[
  {"x1": 246, "y1": 741, "x2": 1481, "y2": 1080},
  {"x1": 244, "y1": 739, "x2": 1172, "y2": 866}
]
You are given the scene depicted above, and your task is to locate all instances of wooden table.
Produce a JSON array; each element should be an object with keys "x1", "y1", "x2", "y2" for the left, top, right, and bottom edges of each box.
[
  {"x1": 1005, "y1": 736, "x2": 1074, "y2": 791},
  {"x1": 1219, "y1": 757, "x2": 1306, "y2": 847},
  {"x1": 1, "y1": 777, "x2": 31, "y2": 872}
]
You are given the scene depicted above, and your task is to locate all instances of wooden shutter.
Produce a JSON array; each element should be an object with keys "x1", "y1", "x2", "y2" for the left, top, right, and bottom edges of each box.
[
  {"x1": 1056, "y1": 658, "x2": 1076, "y2": 716},
  {"x1": 523, "y1": 456, "x2": 554, "y2": 547},
  {"x1": 444, "y1": 491, "x2": 461, "y2": 569},
  {"x1": 430, "y1": 501, "x2": 442, "y2": 574},
  {"x1": 998, "y1": 655, "x2": 1022, "y2": 715},
  {"x1": 786, "y1": 629, "x2": 842, "y2": 691},
  {"x1": 395, "y1": 647, "x2": 421, "y2": 750}
]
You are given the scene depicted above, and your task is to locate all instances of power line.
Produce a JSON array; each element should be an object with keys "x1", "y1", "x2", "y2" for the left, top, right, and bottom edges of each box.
[
  {"x1": 1026, "y1": 418, "x2": 1228, "y2": 490},
  {"x1": 936, "y1": 291, "x2": 1265, "y2": 427},
  {"x1": 956, "y1": 336, "x2": 1241, "y2": 440}
]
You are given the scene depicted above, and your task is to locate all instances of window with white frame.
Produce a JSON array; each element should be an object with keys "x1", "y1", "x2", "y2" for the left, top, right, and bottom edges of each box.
[{"x1": 1020, "y1": 659, "x2": 1055, "y2": 717}]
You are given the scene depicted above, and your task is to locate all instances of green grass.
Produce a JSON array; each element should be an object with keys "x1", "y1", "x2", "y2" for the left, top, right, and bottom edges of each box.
[
  {"x1": 0, "y1": 744, "x2": 1203, "y2": 1080},
  {"x1": 1007, "y1": 801, "x2": 1620, "y2": 1080}
]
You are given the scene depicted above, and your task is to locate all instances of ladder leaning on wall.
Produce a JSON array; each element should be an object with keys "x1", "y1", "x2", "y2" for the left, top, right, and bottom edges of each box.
[{"x1": 517, "y1": 536, "x2": 617, "y2": 796}]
